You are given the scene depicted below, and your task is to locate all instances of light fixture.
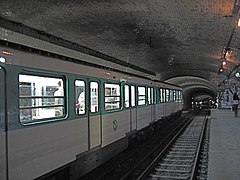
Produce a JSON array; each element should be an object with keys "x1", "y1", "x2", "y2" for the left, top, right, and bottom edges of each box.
[
  {"x1": 225, "y1": 50, "x2": 233, "y2": 60},
  {"x1": 0, "y1": 57, "x2": 6, "y2": 63},
  {"x1": 222, "y1": 61, "x2": 227, "y2": 66},
  {"x1": 238, "y1": 18, "x2": 240, "y2": 27},
  {"x1": 105, "y1": 72, "x2": 111, "y2": 75},
  {"x1": 235, "y1": 72, "x2": 240, "y2": 77}
]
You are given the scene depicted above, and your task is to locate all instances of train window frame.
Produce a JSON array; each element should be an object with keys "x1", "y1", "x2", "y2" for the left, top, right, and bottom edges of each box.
[
  {"x1": 90, "y1": 81, "x2": 99, "y2": 113},
  {"x1": 104, "y1": 83, "x2": 121, "y2": 111},
  {"x1": 18, "y1": 74, "x2": 66, "y2": 125},
  {"x1": 75, "y1": 79, "x2": 86, "y2": 115},
  {"x1": 138, "y1": 86, "x2": 146, "y2": 106}
]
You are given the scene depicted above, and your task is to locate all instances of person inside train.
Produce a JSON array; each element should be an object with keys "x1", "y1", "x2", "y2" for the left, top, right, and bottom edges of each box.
[
  {"x1": 54, "y1": 81, "x2": 64, "y2": 116},
  {"x1": 232, "y1": 92, "x2": 239, "y2": 117},
  {"x1": 76, "y1": 91, "x2": 85, "y2": 114}
]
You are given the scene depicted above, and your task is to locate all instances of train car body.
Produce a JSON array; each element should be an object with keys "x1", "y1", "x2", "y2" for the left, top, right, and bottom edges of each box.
[{"x1": 0, "y1": 43, "x2": 183, "y2": 180}]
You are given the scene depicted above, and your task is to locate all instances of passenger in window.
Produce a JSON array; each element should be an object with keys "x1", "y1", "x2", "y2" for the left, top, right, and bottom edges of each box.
[
  {"x1": 54, "y1": 81, "x2": 64, "y2": 116},
  {"x1": 76, "y1": 92, "x2": 85, "y2": 114}
]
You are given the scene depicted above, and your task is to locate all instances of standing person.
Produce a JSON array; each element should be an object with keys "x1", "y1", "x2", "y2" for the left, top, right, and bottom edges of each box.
[{"x1": 232, "y1": 92, "x2": 239, "y2": 117}]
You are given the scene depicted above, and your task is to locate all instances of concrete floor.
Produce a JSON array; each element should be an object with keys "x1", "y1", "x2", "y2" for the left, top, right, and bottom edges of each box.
[{"x1": 208, "y1": 109, "x2": 240, "y2": 180}]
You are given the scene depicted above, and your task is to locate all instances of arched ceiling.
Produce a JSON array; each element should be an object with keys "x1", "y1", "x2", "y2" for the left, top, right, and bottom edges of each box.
[
  {"x1": 1, "y1": 0, "x2": 240, "y2": 98},
  {"x1": 166, "y1": 76, "x2": 217, "y2": 100}
]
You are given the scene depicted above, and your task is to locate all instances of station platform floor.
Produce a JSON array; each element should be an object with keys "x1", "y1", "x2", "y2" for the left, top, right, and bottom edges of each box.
[{"x1": 207, "y1": 109, "x2": 240, "y2": 180}]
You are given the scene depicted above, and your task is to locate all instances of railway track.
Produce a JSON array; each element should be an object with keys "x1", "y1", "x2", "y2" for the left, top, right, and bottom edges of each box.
[
  {"x1": 136, "y1": 111, "x2": 209, "y2": 180},
  {"x1": 80, "y1": 111, "x2": 197, "y2": 180}
]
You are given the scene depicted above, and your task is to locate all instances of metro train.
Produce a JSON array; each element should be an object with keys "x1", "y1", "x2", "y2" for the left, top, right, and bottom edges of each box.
[{"x1": 0, "y1": 42, "x2": 183, "y2": 180}]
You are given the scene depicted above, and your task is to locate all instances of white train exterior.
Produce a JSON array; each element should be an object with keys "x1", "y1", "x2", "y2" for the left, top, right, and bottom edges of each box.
[{"x1": 0, "y1": 43, "x2": 183, "y2": 180}]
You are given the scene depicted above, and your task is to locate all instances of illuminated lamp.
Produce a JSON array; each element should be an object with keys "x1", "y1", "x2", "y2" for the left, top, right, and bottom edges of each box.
[
  {"x1": 235, "y1": 72, "x2": 240, "y2": 78},
  {"x1": 0, "y1": 57, "x2": 6, "y2": 63},
  {"x1": 222, "y1": 61, "x2": 226, "y2": 66},
  {"x1": 238, "y1": 18, "x2": 240, "y2": 27}
]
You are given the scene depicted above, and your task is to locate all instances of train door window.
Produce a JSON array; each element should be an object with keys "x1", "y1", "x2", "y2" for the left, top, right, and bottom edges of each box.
[
  {"x1": 175, "y1": 90, "x2": 179, "y2": 102},
  {"x1": 178, "y1": 91, "x2": 181, "y2": 101},
  {"x1": 131, "y1": 85, "x2": 136, "y2": 107},
  {"x1": 179, "y1": 91, "x2": 183, "y2": 102},
  {"x1": 173, "y1": 90, "x2": 176, "y2": 101},
  {"x1": 169, "y1": 89, "x2": 173, "y2": 102},
  {"x1": 104, "y1": 83, "x2": 121, "y2": 110},
  {"x1": 90, "y1": 82, "x2": 99, "y2": 113},
  {"x1": 75, "y1": 80, "x2": 86, "y2": 115},
  {"x1": 125, "y1": 85, "x2": 130, "y2": 108},
  {"x1": 162, "y1": 88, "x2": 166, "y2": 103},
  {"x1": 159, "y1": 88, "x2": 163, "y2": 103},
  {"x1": 148, "y1": 87, "x2": 154, "y2": 105},
  {"x1": 151, "y1": 87, "x2": 154, "y2": 104},
  {"x1": 157, "y1": 88, "x2": 160, "y2": 103},
  {"x1": 138, "y1": 86, "x2": 146, "y2": 106},
  {"x1": 166, "y1": 89, "x2": 170, "y2": 102},
  {"x1": 148, "y1": 87, "x2": 151, "y2": 105},
  {"x1": 19, "y1": 74, "x2": 65, "y2": 124}
]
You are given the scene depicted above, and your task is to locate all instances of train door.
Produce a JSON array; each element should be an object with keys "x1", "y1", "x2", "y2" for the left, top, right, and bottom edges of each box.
[
  {"x1": 130, "y1": 85, "x2": 137, "y2": 131},
  {"x1": 149, "y1": 87, "x2": 156, "y2": 122},
  {"x1": 0, "y1": 66, "x2": 7, "y2": 180},
  {"x1": 88, "y1": 80, "x2": 101, "y2": 149}
]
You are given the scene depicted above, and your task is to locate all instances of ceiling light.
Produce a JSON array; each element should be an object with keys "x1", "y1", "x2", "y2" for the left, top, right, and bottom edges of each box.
[
  {"x1": 238, "y1": 18, "x2": 240, "y2": 26},
  {"x1": 235, "y1": 72, "x2": 240, "y2": 78},
  {"x1": 222, "y1": 61, "x2": 226, "y2": 66},
  {"x1": 0, "y1": 57, "x2": 6, "y2": 63},
  {"x1": 2, "y1": 50, "x2": 13, "y2": 55}
]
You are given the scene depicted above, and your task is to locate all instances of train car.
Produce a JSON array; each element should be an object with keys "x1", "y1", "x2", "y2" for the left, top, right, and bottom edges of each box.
[{"x1": 0, "y1": 42, "x2": 183, "y2": 180}]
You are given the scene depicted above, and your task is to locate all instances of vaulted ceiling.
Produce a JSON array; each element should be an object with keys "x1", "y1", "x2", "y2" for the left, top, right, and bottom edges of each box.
[{"x1": 1, "y1": 0, "x2": 240, "y2": 103}]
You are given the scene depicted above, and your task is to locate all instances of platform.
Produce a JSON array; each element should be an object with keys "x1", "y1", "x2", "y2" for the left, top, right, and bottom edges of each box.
[{"x1": 208, "y1": 109, "x2": 240, "y2": 180}]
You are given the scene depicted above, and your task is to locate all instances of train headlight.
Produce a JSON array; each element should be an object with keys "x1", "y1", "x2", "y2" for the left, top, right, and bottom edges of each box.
[{"x1": 0, "y1": 57, "x2": 6, "y2": 63}]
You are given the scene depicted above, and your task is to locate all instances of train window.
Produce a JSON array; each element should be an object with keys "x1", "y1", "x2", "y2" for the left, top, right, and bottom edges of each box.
[
  {"x1": 175, "y1": 90, "x2": 179, "y2": 101},
  {"x1": 90, "y1": 82, "x2": 99, "y2": 113},
  {"x1": 151, "y1": 88, "x2": 154, "y2": 104},
  {"x1": 138, "y1": 86, "x2": 146, "y2": 105},
  {"x1": 177, "y1": 91, "x2": 180, "y2": 102},
  {"x1": 125, "y1": 85, "x2": 130, "y2": 108},
  {"x1": 131, "y1": 85, "x2": 136, "y2": 107},
  {"x1": 161, "y1": 88, "x2": 166, "y2": 103},
  {"x1": 104, "y1": 83, "x2": 121, "y2": 110},
  {"x1": 166, "y1": 89, "x2": 170, "y2": 102},
  {"x1": 159, "y1": 88, "x2": 162, "y2": 103},
  {"x1": 148, "y1": 88, "x2": 151, "y2": 104},
  {"x1": 19, "y1": 74, "x2": 65, "y2": 124},
  {"x1": 148, "y1": 87, "x2": 154, "y2": 105},
  {"x1": 75, "y1": 80, "x2": 86, "y2": 115},
  {"x1": 179, "y1": 91, "x2": 183, "y2": 101},
  {"x1": 170, "y1": 89, "x2": 173, "y2": 102},
  {"x1": 173, "y1": 90, "x2": 176, "y2": 101}
]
